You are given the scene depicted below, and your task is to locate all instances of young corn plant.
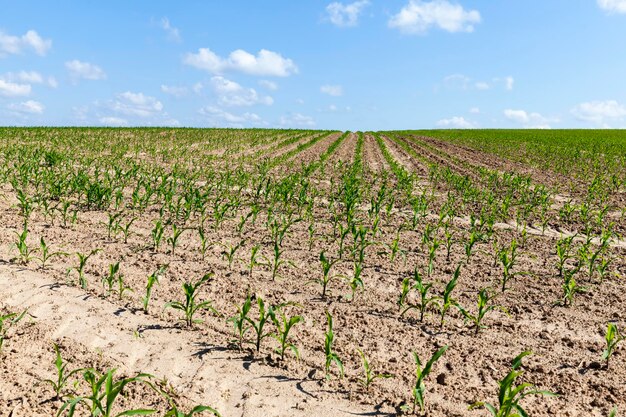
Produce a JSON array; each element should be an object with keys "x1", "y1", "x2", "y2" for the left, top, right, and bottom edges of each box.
[
  {"x1": 220, "y1": 240, "x2": 244, "y2": 270},
  {"x1": 167, "y1": 223, "x2": 186, "y2": 255},
  {"x1": 228, "y1": 294, "x2": 252, "y2": 351},
  {"x1": 456, "y1": 288, "x2": 506, "y2": 334},
  {"x1": 13, "y1": 228, "x2": 34, "y2": 265},
  {"x1": 324, "y1": 311, "x2": 344, "y2": 380},
  {"x1": 69, "y1": 249, "x2": 101, "y2": 289},
  {"x1": 408, "y1": 346, "x2": 448, "y2": 415},
  {"x1": 120, "y1": 217, "x2": 136, "y2": 244},
  {"x1": 165, "y1": 273, "x2": 219, "y2": 328},
  {"x1": 102, "y1": 262, "x2": 121, "y2": 296},
  {"x1": 464, "y1": 230, "x2": 482, "y2": 262},
  {"x1": 558, "y1": 268, "x2": 586, "y2": 307},
  {"x1": 439, "y1": 265, "x2": 461, "y2": 328},
  {"x1": 315, "y1": 251, "x2": 342, "y2": 298},
  {"x1": 356, "y1": 349, "x2": 393, "y2": 391},
  {"x1": 0, "y1": 310, "x2": 27, "y2": 354},
  {"x1": 269, "y1": 304, "x2": 302, "y2": 361},
  {"x1": 42, "y1": 343, "x2": 83, "y2": 400},
  {"x1": 602, "y1": 323, "x2": 625, "y2": 368},
  {"x1": 556, "y1": 234, "x2": 577, "y2": 277},
  {"x1": 164, "y1": 404, "x2": 221, "y2": 417},
  {"x1": 151, "y1": 220, "x2": 165, "y2": 252},
  {"x1": 35, "y1": 237, "x2": 67, "y2": 270},
  {"x1": 348, "y1": 260, "x2": 365, "y2": 302},
  {"x1": 470, "y1": 351, "x2": 556, "y2": 417},
  {"x1": 246, "y1": 244, "x2": 264, "y2": 277},
  {"x1": 57, "y1": 368, "x2": 156, "y2": 417},
  {"x1": 197, "y1": 227, "x2": 210, "y2": 260},
  {"x1": 143, "y1": 265, "x2": 167, "y2": 313},
  {"x1": 398, "y1": 268, "x2": 438, "y2": 323},
  {"x1": 246, "y1": 297, "x2": 276, "y2": 353},
  {"x1": 498, "y1": 240, "x2": 527, "y2": 292}
]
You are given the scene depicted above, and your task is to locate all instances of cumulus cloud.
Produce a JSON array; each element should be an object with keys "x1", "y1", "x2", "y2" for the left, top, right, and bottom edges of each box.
[
  {"x1": 65, "y1": 60, "x2": 107, "y2": 80},
  {"x1": 389, "y1": 0, "x2": 481, "y2": 34},
  {"x1": 0, "y1": 29, "x2": 51, "y2": 57},
  {"x1": 99, "y1": 117, "x2": 129, "y2": 126},
  {"x1": 7, "y1": 100, "x2": 44, "y2": 114},
  {"x1": 108, "y1": 92, "x2": 164, "y2": 117},
  {"x1": 504, "y1": 109, "x2": 556, "y2": 128},
  {"x1": 3, "y1": 71, "x2": 58, "y2": 88},
  {"x1": 160, "y1": 17, "x2": 181, "y2": 42},
  {"x1": 208, "y1": 76, "x2": 273, "y2": 106},
  {"x1": 259, "y1": 80, "x2": 278, "y2": 91},
  {"x1": 184, "y1": 48, "x2": 298, "y2": 77},
  {"x1": 469, "y1": 107, "x2": 480, "y2": 114},
  {"x1": 436, "y1": 116, "x2": 476, "y2": 128},
  {"x1": 320, "y1": 84, "x2": 344, "y2": 96},
  {"x1": 474, "y1": 81, "x2": 490, "y2": 90},
  {"x1": 199, "y1": 105, "x2": 265, "y2": 127},
  {"x1": 161, "y1": 84, "x2": 188, "y2": 98},
  {"x1": 597, "y1": 0, "x2": 626, "y2": 13},
  {"x1": 325, "y1": 0, "x2": 370, "y2": 27},
  {"x1": 0, "y1": 79, "x2": 31, "y2": 97},
  {"x1": 505, "y1": 76, "x2": 514, "y2": 90},
  {"x1": 571, "y1": 100, "x2": 626, "y2": 126},
  {"x1": 280, "y1": 112, "x2": 316, "y2": 127}
]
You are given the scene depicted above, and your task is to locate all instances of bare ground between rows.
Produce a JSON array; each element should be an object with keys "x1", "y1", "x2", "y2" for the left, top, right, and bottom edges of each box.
[{"x1": 363, "y1": 133, "x2": 389, "y2": 174}]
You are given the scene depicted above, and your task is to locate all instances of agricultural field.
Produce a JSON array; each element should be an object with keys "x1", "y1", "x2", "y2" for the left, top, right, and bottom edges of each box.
[{"x1": 0, "y1": 127, "x2": 625, "y2": 417}]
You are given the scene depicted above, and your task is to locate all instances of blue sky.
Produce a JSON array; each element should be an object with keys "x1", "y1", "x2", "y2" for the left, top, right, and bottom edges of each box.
[{"x1": 1, "y1": 0, "x2": 626, "y2": 130}]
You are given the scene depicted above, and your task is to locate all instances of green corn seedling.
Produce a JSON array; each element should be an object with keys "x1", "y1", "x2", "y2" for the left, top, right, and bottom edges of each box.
[
  {"x1": 559, "y1": 268, "x2": 586, "y2": 307},
  {"x1": 0, "y1": 310, "x2": 27, "y2": 353},
  {"x1": 165, "y1": 404, "x2": 221, "y2": 417},
  {"x1": 35, "y1": 237, "x2": 67, "y2": 269},
  {"x1": 456, "y1": 288, "x2": 506, "y2": 334},
  {"x1": 57, "y1": 368, "x2": 156, "y2": 417},
  {"x1": 228, "y1": 294, "x2": 252, "y2": 351},
  {"x1": 69, "y1": 249, "x2": 101, "y2": 289},
  {"x1": 269, "y1": 304, "x2": 302, "y2": 361},
  {"x1": 324, "y1": 311, "x2": 344, "y2": 379},
  {"x1": 43, "y1": 343, "x2": 84, "y2": 400},
  {"x1": 143, "y1": 265, "x2": 167, "y2": 313},
  {"x1": 13, "y1": 228, "x2": 34, "y2": 265},
  {"x1": 120, "y1": 217, "x2": 136, "y2": 244},
  {"x1": 246, "y1": 244, "x2": 264, "y2": 277},
  {"x1": 102, "y1": 262, "x2": 121, "y2": 295},
  {"x1": 167, "y1": 223, "x2": 185, "y2": 255},
  {"x1": 165, "y1": 273, "x2": 219, "y2": 327},
  {"x1": 556, "y1": 235, "x2": 576, "y2": 277},
  {"x1": 357, "y1": 349, "x2": 393, "y2": 391},
  {"x1": 245, "y1": 297, "x2": 276, "y2": 353},
  {"x1": 409, "y1": 345, "x2": 448, "y2": 415},
  {"x1": 151, "y1": 220, "x2": 165, "y2": 251},
  {"x1": 220, "y1": 240, "x2": 244, "y2": 270},
  {"x1": 348, "y1": 261, "x2": 365, "y2": 301},
  {"x1": 316, "y1": 251, "x2": 341, "y2": 298},
  {"x1": 470, "y1": 351, "x2": 556, "y2": 417},
  {"x1": 439, "y1": 265, "x2": 461, "y2": 328},
  {"x1": 399, "y1": 268, "x2": 438, "y2": 323},
  {"x1": 602, "y1": 323, "x2": 625, "y2": 367},
  {"x1": 499, "y1": 239, "x2": 522, "y2": 292}
]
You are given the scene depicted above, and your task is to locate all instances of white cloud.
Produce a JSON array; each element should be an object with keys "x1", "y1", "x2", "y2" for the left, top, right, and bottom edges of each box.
[
  {"x1": 280, "y1": 112, "x2": 316, "y2": 127},
  {"x1": 161, "y1": 84, "x2": 188, "y2": 98},
  {"x1": 598, "y1": 0, "x2": 626, "y2": 13},
  {"x1": 199, "y1": 105, "x2": 264, "y2": 127},
  {"x1": 0, "y1": 79, "x2": 31, "y2": 97},
  {"x1": 436, "y1": 116, "x2": 476, "y2": 128},
  {"x1": 7, "y1": 100, "x2": 44, "y2": 114},
  {"x1": 389, "y1": 0, "x2": 481, "y2": 34},
  {"x1": 109, "y1": 92, "x2": 164, "y2": 117},
  {"x1": 296, "y1": 98, "x2": 305, "y2": 105},
  {"x1": 3, "y1": 71, "x2": 58, "y2": 88},
  {"x1": 160, "y1": 17, "x2": 181, "y2": 42},
  {"x1": 321, "y1": 84, "x2": 344, "y2": 96},
  {"x1": 209, "y1": 76, "x2": 273, "y2": 107},
  {"x1": 0, "y1": 30, "x2": 51, "y2": 57},
  {"x1": 504, "y1": 109, "x2": 556, "y2": 128},
  {"x1": 184, "y1": 48, "x2": 298, "y2": 77},
  {"x1": 259, "y1": 80, "x2": 278, "y2": 91},
  {"x1": 325, "y1": 0, "x2": 370, "y2": 27},
  {"x1": 99, "y1": 117, "x2": 129, "y2": 126},
  {"x1": 474, "y1": 81, "x2": 490, "y2": 90},
  {"x1": 571, "y1": 100, "x2": 626, "y2": 126},
  {"x1": 469, "y1": 107, "x2": 480, "y2": 114},
  {"x1": 65, "y1": 60, "x2": 106, "y2": 80},
  {"x1": 505, "y1": 76, "x2": 514, "y2": 90}
]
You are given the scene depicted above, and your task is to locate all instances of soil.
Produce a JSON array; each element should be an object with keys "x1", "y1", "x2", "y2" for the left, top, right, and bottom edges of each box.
[{"x1": 1, "y1": 130, "x2": 625, "y2": 417}]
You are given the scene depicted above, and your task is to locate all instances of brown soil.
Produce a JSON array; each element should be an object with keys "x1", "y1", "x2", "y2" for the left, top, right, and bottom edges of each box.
[{"x1": 1, "y1": 130, "x2": 625, "y2": 417}]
